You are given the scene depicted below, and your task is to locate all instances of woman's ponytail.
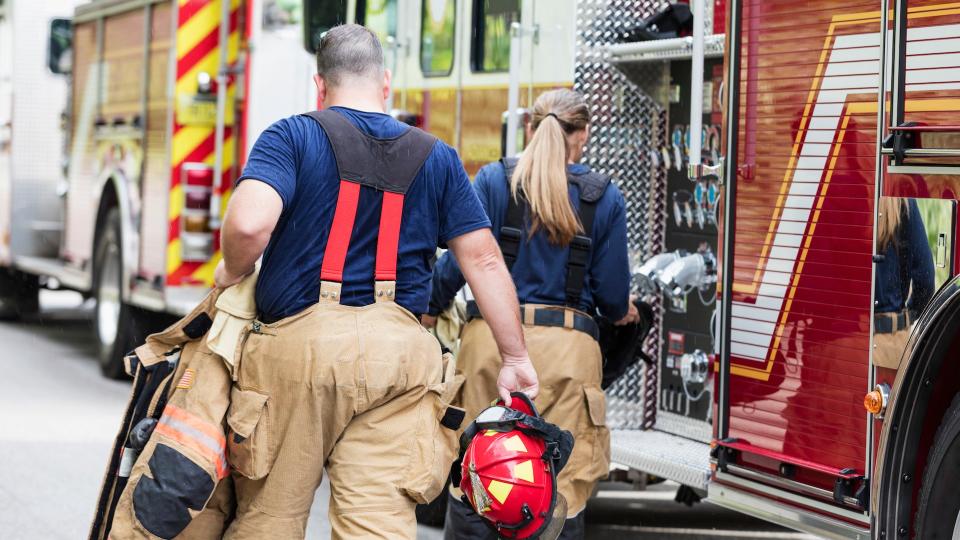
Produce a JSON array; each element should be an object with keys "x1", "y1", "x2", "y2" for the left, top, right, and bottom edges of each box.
[{"x1": 510, "y1": 89, "x2": 591, "y2": 245}]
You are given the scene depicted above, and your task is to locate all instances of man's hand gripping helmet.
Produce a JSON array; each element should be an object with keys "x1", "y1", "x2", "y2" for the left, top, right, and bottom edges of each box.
[{"x1": 451, "y1": 393, "x2": 575, "y2": 540}]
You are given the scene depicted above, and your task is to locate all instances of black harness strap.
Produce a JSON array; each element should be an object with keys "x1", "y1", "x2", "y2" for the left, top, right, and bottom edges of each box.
[
  {"x1": 497, "y1": 157, "x2": 610, "y2": 309},
  {"x1": 500, "y1": 158, "x2": 524, "y2": 271},
  {"x1": 566, "y1": 199, "x2": 597, "y2": 308}
]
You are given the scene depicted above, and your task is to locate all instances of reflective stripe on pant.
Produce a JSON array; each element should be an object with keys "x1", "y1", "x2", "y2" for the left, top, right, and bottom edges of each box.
[
  {"x1": 450, "y1": 315, "x2": 610, "y2": 517},
  {"x1": 223, "y1": 301, "x2": 458, "y2": 539}
]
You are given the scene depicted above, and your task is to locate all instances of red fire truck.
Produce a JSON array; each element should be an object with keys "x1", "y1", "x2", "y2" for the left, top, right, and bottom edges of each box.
[{"x1": 604, "y1": 0, "x2": 960, "y2": 537}]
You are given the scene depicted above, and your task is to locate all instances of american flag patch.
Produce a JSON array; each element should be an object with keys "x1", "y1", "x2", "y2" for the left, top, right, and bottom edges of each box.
[{"x1": 176, "y1": 368, "x2": 196, "y2": 390}]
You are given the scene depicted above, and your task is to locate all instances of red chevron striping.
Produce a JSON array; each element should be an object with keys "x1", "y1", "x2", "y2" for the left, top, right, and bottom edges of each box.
[
  {"x1": 176, "y1": 9, "x2": 239, "y2": 80},
  {"x1": 178, "y1": 0, "x2": 208, "y2": 26},
  {"x1": 173, "y1": 133, "x2": 216, "y2": 173},
  {"x1": 167, "y1": 262, "x2": 203, "y2": 285}
]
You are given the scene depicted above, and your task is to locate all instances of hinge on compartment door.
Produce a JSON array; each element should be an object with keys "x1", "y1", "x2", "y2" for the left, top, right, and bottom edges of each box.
[
  {"x1": 881, "y1": 122, "x2": 920, "y2": 164},
  {"x1": 833, "y1": 467, "x2": 867, "y2": 509},
  {"x1": 710, "y1": 437, "x2": 739, "y2": 472}
]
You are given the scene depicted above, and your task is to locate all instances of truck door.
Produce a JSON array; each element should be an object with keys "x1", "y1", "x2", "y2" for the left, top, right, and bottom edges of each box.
[{"x1": 710, "y1": 1, "x2": 878, "y2": 536}]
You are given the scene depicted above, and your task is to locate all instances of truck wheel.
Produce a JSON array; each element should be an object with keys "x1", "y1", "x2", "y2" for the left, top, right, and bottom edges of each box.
[
  {"x1": 914, "y1": 393, "x2": 960, "y2": 539},
  {"x1": 94, "y1": 209, "x2": 143, "y2": 379},
  {"x1": 0, "y1": 268, "x2": 40, "y2": 320}
]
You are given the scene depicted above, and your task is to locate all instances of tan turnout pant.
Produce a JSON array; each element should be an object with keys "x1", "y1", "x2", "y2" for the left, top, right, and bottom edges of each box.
[
  {"x1": 223, "y1": 297, "x2": 461, "y2": 539},
  {"x1": 451, "y1": 309, "x2": 610, "y2": 516}
]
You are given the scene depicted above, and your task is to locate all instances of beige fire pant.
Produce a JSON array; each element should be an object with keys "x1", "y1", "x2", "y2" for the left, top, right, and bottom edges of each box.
[
  {"x1": 873, "y1": 328, "x2": 911, "y2": 370},
  {"x1": 223, "y1": 292, "x2": 462, "y2": 539},
  {"x1": 450, "y1": 310, "x2": 610, "y2": 516}
]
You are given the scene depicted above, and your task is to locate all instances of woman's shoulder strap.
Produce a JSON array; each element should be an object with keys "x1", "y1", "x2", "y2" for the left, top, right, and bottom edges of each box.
[{"x1": 569, "y1": 169, "x2": 612, "y2": 203}]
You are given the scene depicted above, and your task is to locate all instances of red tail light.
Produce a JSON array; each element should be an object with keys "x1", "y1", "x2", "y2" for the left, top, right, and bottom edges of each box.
[{"x1": 180, "y1": 164, "x2": 216, "y2": 262}]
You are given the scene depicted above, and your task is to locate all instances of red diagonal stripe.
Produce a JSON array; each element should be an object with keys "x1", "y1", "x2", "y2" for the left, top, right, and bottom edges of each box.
[
  {"x1": 173, "y1": 132, "x2": 216, "y2": 171},
  {"x1": 178, "y1": 0, "x2": 208, "y2": 25},
  {"x1": 176, "y1": 9, "x2": 239, "y2": 80}
]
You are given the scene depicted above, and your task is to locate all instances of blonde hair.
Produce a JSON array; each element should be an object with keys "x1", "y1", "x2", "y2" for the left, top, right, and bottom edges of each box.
[
  {"x1": 877, "y1": 197, "x2": 907, "y2": 251},
  {"x1": 511, "y1": 89, "x2": 591, "y2": 245}
]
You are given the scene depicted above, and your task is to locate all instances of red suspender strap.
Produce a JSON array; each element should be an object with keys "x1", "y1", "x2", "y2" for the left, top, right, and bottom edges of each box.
[
  {"x1": 320, "y1": 180, "x2": 361, "y2": 282},
  {"x1": 375, "y1": 191, "x2": 405, "y2": 281}
]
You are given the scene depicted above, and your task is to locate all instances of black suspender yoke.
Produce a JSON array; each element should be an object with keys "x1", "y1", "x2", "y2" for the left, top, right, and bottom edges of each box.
[
  {"x1": 298, "y1": 110, "x2": 437, "y2": 305},
  {"x1": 498, "y1": 157, "x2": 612, "y2": 309}
]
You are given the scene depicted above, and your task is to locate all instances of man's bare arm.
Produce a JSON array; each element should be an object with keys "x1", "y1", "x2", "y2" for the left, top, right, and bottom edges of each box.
[
  {"x1": 215, "y1": 180, "x2": 283, "y2": 288},
  {"x1": 447, "y1": 228, "x2": 538, "y2": 404}
]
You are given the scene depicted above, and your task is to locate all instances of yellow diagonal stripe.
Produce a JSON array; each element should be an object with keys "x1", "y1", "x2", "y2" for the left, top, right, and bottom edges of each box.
[
  {"x1": 191, "y1": 250, "x2": 221, "y2": 286},
  {"x1": 502, "y1": 435, "x2": 527, "y2": 453},
  {"x1": 486, "y1": 480, "x2": 513, "y2": 505},
  {"x1": 176, "y1": 48, "x2": 219, "y2": 96},
  {"x1": 167, "y1": 238, "x2": 183, "y2": 276},
  {"x1": 173, "y1": 125, "x2": 214, "y2": 166},
  {"x1": 513, "y1": 460, "x2": 534, "y2": 483},
  {"x1": 169, "y1": 184, "x2": 184, "y2": 221},
  {"x1": 175, "y1": 30, "x2": 239, "y2": 97},
  {"x1": 177, "y1": 2, "x2": 219, "y2": 59}
]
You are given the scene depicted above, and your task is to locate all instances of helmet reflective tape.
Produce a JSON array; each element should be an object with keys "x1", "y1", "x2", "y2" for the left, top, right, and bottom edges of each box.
[{"x1": 468, "y1": 460, "x2": 493, "y2": 514}]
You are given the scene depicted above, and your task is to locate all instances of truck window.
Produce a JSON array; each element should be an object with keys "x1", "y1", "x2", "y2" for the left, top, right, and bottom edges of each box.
[
  {"x1": 421, "y1": 0, "x2": 456, "y2": 77},
  {"x1": 303, "y1": 0, "x2": 347, "y2": 53},
  {"x1": 265, "y1": 0, "x2": 302, "y2": 31},
  {"x1": 471, "y1": 0, "x2": 519, "y2": 73},
  {"x1": 356, "y1": 0, "x2": 397, "y2": 43},
  {"x1": 47, "y1": 18, "x2": 73, "y2": 75}
]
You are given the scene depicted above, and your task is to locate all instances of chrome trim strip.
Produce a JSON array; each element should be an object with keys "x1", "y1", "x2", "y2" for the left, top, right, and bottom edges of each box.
[
  {"x1": 708, "y1": 481, "x2": 871, "y2": 540},
  {"x1": 715, "y1": 471, "x2": 869, "y2": 525},
  {"x1": 14, "y1": 256, "x2": 91, "y2": 291},
  {"x1": 725, "y1": 464, "x2": 862, "y2": 509},
  {"x1": 886, "y1": 164, "x2": 960, "y2": 175}
]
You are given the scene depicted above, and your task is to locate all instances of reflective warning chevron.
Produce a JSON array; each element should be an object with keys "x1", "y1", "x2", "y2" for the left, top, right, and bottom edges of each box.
[{"x1": 166, "y1": 0, "x2": 240, "y2": 286}]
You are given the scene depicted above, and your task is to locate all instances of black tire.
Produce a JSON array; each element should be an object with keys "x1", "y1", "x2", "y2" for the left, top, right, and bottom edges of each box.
[
  {"x1": 93, "y1": 209, "x2": 145, "y2": 379},
  {"x1": 914, "y1": 393, "x2": 960, "y2": 539},
  {"x1": 416, "y1": 478, "x2": 451, "y2": 527},
  {"x1": 0, "y1": 268, "x2": 40, "y2": 320}
]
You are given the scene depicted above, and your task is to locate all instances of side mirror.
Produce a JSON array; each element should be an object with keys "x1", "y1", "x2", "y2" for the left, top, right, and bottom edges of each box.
[
  {"x1": 47, "y1": 18, "x2": 73, "y2": 75},
  {"x1": 302, "y1": 0, "x2": 347, "y2": 54}
]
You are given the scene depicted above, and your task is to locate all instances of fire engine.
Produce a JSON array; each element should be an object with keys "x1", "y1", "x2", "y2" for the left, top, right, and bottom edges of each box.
[
  {"x1": 579, "y1": 0, "x2": 960, "y2": 538},
  {"x1": 0, "y1": 0, "x2": 574, "y2": 377}
]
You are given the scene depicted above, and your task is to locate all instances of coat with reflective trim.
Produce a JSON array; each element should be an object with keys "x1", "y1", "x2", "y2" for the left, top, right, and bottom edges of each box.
[{"x1": 90, "y1": 288, "x2": 239, "y2": 540}]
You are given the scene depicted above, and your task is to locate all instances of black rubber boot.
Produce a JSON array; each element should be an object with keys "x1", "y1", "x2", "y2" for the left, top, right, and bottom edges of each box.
[
  {"x1": 443, "y1": 493, "x2": 496, "y2": 540},
  {"x1": 557, "y1": 512, "x2": 585, "y2": 540}
]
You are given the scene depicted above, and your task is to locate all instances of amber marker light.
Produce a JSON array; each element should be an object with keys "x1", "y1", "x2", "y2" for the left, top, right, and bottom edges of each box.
[{"x1": 864, "y1": 383, "x2": 891, "y2": 417}]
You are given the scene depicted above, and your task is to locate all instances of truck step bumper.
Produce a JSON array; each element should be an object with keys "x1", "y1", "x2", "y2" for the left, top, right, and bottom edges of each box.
[{"x1": 610, "y1": 428, "x2": 711, "y2": 490}]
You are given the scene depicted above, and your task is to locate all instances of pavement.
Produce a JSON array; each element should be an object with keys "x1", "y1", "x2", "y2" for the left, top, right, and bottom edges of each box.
[{"x1": 0, "y1": 290, "x2": 820, "y2": 539}]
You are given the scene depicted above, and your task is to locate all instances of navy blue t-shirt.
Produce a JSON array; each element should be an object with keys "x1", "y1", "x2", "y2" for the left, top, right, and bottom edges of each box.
[
  {"x1": 429, "y1": 160, "x2": 631, "y2": 320},
  {"x1": 238, "y1": 107, "x2": 490, "y2": 320}
]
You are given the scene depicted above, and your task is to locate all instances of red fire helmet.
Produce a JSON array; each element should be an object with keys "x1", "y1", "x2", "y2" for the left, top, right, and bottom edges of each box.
[{"x1": 455, "y1": 393, "x2": 574, "y2": 540}]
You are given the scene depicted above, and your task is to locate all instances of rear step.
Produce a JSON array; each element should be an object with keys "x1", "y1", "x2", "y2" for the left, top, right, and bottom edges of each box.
[
  {"x1": 14, "y1": 255, "x2": 90, "y2": 291},
  {"x1": 610, "y1": 428, "x2": 711, "y2": 490}
]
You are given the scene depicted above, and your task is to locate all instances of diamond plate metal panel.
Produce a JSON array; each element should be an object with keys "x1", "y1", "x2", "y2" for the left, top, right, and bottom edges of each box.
[
  {"x1": 610, "y1": 428, "x2": 711, "y2": 490},
  {"x1": 575, "y1": 0, "x2": 668, "y2": 431}
]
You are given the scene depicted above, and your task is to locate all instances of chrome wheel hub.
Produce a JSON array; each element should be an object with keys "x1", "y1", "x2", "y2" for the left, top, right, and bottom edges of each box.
[{"x1": 96, "y1": 244, "x2": 121, "y2": 350}]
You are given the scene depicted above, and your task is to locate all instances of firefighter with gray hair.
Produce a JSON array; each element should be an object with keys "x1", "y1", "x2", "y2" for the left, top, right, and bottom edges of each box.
[{"x1": 213, "y1": 23, "x2": 538, "y2": 538}]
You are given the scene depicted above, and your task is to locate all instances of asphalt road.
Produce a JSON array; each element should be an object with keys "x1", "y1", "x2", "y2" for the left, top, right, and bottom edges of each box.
[{"x1": 0, "y1": 290, "x2": 819, "y2": 539}]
